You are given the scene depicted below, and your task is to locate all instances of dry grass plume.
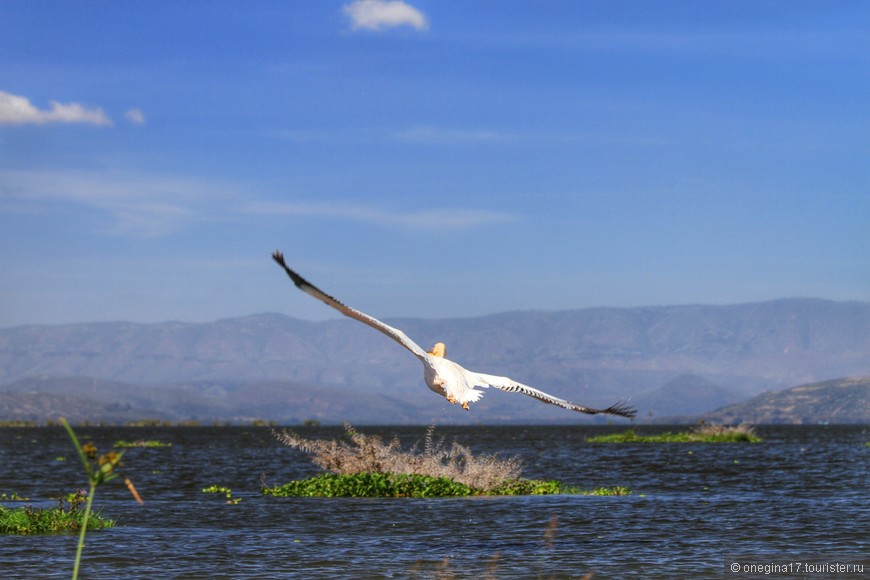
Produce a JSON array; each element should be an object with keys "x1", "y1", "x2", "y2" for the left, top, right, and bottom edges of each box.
[{"x1": 273, "y1": 424, "x2": 522, "y2": 491}]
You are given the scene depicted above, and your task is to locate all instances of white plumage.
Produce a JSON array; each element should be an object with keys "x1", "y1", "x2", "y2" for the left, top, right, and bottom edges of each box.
[{"x1": 272, "y1": 251, "x2": 635, "y2": 419}]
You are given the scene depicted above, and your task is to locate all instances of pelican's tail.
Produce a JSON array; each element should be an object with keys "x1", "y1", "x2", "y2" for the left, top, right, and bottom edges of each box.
[{"x1": 449, "y1": 384, "x2": 485, "y2": 408}]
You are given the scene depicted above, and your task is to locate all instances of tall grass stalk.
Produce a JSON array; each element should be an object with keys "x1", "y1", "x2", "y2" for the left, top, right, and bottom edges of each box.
[{"x1": 60, "y1": 418, "x2": 142, "y2": 580}]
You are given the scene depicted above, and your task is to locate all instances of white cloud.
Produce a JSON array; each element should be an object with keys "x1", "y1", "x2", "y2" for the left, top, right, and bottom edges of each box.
[
  {"x1": 245, "y1": 201, "x2": 515, "y2": 229},
  {"x1": 343, "y1": 0, "x2": 428, "y2": 32},
  {"x1": 124, "y1": 108, "x2": 146, "y2": 125},
  {"x1": 0, "y1": 90, "x2": 113, "y2": 126}
]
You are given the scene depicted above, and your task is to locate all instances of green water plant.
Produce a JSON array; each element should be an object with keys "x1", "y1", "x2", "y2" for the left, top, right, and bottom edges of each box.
[
  {"x1": 202, "y1": 485, "x2": 241, "y2": 504},
  {"x1": 267, "y1": 424, "x2": 632, "y2": 498},
  {"x1": 263, "y1": 473, "x2": 632, "y2": 498},
  {"x1": 0, "y1": 489, "x2": 114, "y2": 535},
  {"x1": 265, "y1": 473, "x2": 474, "y2": 498},
  {"x1": 113, "y1": 439, "x2": 172, "y2": 448},
  {"x1": 60, "y1": 418, "x2": 143, "y2": 580},
  {"x1": 587, "y1": 423, "x2": 761, "y2": 443}
]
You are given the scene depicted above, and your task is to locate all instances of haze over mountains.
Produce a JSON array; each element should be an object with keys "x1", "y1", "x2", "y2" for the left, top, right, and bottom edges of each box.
[{"x1": 1, "y1": 298, "x2": 868, "y2": 424}]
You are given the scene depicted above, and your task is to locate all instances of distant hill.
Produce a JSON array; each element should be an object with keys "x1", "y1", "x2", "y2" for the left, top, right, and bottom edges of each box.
[
  {"x1": 702, "y1": 377, "x2": 870, "y2": 424},
  {"x1": 1, "y1": 298, "x2": 869, "y2": 423},
  {"x1": 631, "y1": 374, "x2": 746, "y2": 420}
]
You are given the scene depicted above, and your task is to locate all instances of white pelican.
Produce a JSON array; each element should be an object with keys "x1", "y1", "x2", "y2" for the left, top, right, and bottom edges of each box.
[{"x1": 272, "y1": 251, "x2": 636, "y2": 419}]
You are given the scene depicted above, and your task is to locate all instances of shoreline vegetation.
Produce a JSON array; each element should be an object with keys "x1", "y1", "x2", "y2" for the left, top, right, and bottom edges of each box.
[
  {"x1": 0, "y1": 419, "x2": 287, "y2": 428},
  {"x1": 587, "y1": 424, "x2": 762, "y2": 443},
  {"x1": 265, "y1": 424, "x2": 632, "y2": 498},
  {"x1": 0, "y1": 419, "x2": 320, "y2": 428}
]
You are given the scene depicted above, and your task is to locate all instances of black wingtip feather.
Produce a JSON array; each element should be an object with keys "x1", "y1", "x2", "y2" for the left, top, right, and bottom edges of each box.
[
  {"x1": 603, "y1": 399, "x2": 637, "y2": 419},
  {"x1": 272, "y1": 250, "x2": 308, "y2": 290}
]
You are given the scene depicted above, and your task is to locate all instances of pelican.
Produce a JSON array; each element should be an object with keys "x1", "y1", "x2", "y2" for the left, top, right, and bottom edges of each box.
[{"x1": 272, "y1": 251, "x2": 635, "y2": 419}]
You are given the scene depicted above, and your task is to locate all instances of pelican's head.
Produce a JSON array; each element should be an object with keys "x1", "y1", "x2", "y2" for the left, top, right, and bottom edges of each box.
[{"x1": 428, "y1": 342, "x2": 446, "y2": 357}]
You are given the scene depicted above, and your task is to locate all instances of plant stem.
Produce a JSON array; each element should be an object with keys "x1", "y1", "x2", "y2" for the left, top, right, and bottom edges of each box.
[{"x1": 72, "y1": 482, "x2": 96, "y2": 580}]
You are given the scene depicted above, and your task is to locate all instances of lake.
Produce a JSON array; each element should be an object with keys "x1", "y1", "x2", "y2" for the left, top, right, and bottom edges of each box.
[{"x1": 1, "y1": 425, "x2": 868, "y2": 578}]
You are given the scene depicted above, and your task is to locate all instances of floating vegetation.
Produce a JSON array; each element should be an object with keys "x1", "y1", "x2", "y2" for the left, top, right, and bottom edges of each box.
[
  {"x1": 264, "y1": 474, "x2": 631, "y2": 498},
  {"x1": 202, "y1": 485, "x2": 242, "y2": 504},
  {"x1": 268, "y1": 424, "x2": 632, "y2": 498},
  {"x1": 0, "y1": 492, "x2": 28, "y2": 501},
  {"x1": 113, "y1": 439, "x2": 172, "y2": 448},
  {"x1": 587, "y1": 424, "x2": 761, "y2": 444},
  {"x1": 0, "y1": 489, "x2": 115, "y2": 535}
]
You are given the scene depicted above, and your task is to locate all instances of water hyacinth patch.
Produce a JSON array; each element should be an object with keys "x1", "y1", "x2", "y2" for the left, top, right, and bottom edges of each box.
[
  {"x1": 113, "y1": 439, "x2": 172, "y2": 448},
  {"x1": 587, "y1": 424, "x2": 762, "y2": 444},
  {"x1": 267, "y1": 424, "x2": 632, "y2": 498},
  {"x1": 263, "y1": 473, "x2": 633, "y2": 498},
  {"x1": 202, "y1": 485, "x2": 241, "y2": 504},
  {"x1": 0, "y1": 489, "x2": 114, "y2": 535}
]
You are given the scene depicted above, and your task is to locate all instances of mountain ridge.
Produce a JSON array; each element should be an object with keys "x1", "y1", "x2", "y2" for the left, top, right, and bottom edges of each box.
[
  {"x1": 701, "y1": 376, "x2": 870, "y2": 424},
  {"x1": 2, "y1": 298, "x2": 868, "y2": 423}
]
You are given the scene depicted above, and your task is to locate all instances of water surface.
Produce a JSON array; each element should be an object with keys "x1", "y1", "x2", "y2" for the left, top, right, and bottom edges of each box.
[{"x1": 1, "y1": 425, "x2": 868, "y2": 577}]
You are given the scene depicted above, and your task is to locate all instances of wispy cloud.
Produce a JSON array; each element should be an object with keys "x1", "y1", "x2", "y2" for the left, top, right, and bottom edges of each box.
[
  {"x1": 0, "y1": 90, "x2": 113, "y2": 126},
  {"x1": 124, "y1": 108, "x2": 146, "y2": 125},
  {"x1": 343, "y1": 0, "x2": 428, "y2": 32},
  {"x1": 245, "y1": 201, "x2": 515, "y2": 229},
  {"x1": 1, "y1": 169, "x2": 515, "y2": 237},
  {"x1": 1, "y1": 170, "x2": 229, "y2": 237},
  {"x1": 395, "y1": 126, "x2": 513, "y2": 144}
]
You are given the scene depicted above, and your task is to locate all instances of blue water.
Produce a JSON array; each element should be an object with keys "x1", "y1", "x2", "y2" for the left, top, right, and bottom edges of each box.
[{"x1": 1, "y1": 425, "x2": 868, "y2": 578}]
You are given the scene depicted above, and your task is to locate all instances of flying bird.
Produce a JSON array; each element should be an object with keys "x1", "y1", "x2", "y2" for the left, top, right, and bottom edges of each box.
[{"x1": 272, "y1": 251, "x2": 635, "y2": 419}]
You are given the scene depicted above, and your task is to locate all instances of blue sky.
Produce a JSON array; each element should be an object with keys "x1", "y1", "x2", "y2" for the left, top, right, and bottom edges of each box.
[{"x1": 1, "y1": 1, "x2": 868, "y2": 327}]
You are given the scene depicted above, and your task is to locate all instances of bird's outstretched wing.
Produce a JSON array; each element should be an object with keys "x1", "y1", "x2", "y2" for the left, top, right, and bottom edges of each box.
[
  {"x1": 272, "y1": 251, "x2": 428, "y2": 359},
  {"x1": 472, "y1": 372, "x2": 636, "y2": 418}
]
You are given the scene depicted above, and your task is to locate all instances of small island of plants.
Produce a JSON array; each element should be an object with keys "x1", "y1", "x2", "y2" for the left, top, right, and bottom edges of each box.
[
  {"x1": 587, "y1": 423, "x2": 761, "y2": 444},
  {"x1": 113, "y1": 439, "x2": 172, "y2": 448},
  {"x1": 0, "y1": 489, "x2": 115, "y2": 535},
  {"x1": 264, "y1": 424, "x2": 631, "y2": 498}
]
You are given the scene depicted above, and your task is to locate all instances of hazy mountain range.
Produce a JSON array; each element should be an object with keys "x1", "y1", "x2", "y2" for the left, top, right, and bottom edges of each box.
[{"x1": 1, "y1": 298, "x2": 868, "y2": 424}]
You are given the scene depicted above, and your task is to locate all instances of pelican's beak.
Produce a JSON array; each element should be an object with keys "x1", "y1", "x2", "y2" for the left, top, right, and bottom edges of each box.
[
  {"x1": 461, "y1": 402, "x2": 470, "y2": 411},
  {"x1": 428, "y1": 342, "x2": 446, "y2": 357}
]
